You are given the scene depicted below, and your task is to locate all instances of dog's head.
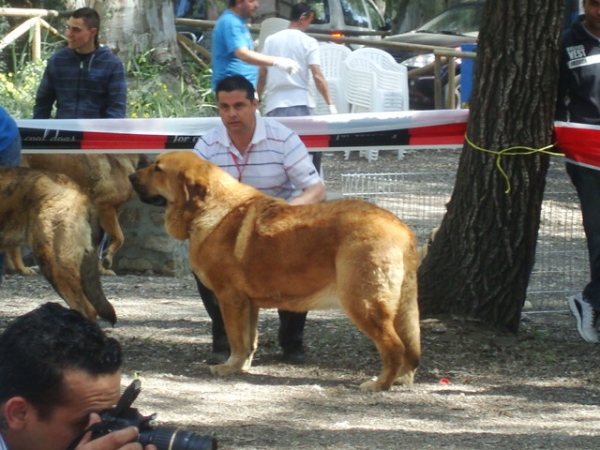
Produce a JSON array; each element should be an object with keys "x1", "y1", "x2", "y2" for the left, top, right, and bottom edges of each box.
[
  {"x1": 130, "y1": 151, "x2": 260, "y2": 240},
  {"x1": 129, "y1": 151, "x2": 209, "y2": 209}
]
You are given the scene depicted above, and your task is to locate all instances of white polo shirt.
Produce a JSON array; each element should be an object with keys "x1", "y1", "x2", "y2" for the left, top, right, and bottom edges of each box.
[{"x1": 193, "y1": 115, "x2": 321, "y2": 201}]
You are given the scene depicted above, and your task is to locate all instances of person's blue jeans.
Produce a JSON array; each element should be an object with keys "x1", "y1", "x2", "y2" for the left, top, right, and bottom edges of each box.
[
  {"x1": 567, "y1": 162, "x2": 600, "y2": 310},
  {"x1": 0, "y1": 134, "x2": 22, "y2": 284}
]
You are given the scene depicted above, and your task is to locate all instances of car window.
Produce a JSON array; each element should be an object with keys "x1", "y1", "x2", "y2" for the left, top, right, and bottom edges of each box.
[
  {"x1": 420, "y1": 4, "x2": 483, "y2": 37},
  {"x1": 174, "y1": 0, "x2": 225, "y2": 20},
  {"x1": 307, "y1": 0, "x2": 331, "y2": 24},
  {"x1": 340, "y1": 0, "x2": 369, "y2": 28},
  {"x1": 365, "y1": 0, "x2": 384, "y2": 29}
]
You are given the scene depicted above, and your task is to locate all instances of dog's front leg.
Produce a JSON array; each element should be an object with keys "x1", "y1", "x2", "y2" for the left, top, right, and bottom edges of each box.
[
  {"x1": 210, "y1": 299, "x2": 257, "y2": 376},
  {"x1": 97, "y1": 206, "x2": 123, "y2": 276}
]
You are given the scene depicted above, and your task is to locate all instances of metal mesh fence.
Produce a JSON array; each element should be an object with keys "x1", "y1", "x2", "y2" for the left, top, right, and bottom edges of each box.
[{"x1": 341, "y1": 158, "x2": 588, "y2": 312}]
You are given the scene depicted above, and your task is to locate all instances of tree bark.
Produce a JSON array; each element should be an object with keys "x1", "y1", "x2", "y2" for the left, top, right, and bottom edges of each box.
[{"x1": 417, "y1": 0, "x2": 564, "y2": 332}]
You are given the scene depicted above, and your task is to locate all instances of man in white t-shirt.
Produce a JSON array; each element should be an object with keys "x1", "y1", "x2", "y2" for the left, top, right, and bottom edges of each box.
[{"x1": 257, "y1": 2, "x2": 337, "y2": 172}]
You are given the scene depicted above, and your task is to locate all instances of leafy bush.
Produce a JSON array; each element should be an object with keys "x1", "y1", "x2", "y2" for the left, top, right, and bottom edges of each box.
[
  {"x1": 126, "y1": 49, "x2": 216, "y2": 118},
  {"x1": 0, "y1": 59, "x2": 46, "y2": 118}
]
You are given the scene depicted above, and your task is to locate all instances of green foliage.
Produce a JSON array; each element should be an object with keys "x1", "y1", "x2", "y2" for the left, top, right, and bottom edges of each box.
[
  {"x1": 0, "y1": 59, "x2": 46, "y2": 119},
  {"x1": 126, "y1": 49, "x2": 216, "y2": 118}
]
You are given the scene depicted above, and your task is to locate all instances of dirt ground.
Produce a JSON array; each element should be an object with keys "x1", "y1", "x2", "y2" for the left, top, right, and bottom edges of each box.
[{"x1": 2, "y1": 150, "x2": 600, "y2": 449}]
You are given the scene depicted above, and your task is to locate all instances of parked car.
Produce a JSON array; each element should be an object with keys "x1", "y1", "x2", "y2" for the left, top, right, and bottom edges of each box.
[
  {"x1": 303, "y1": 0, "x2": 389, "y2": 39},
  {"x1": 175, "y1": 0, "x2": 388, "y2": 47},
  {"x1": 382, "y1": 1, "x2": 483, "y2": 110}
]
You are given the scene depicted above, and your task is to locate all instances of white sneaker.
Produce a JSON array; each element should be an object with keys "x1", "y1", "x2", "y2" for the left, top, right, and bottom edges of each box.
[{"x1": 568, "y1": 293, "x2": 599, "y2": 343}]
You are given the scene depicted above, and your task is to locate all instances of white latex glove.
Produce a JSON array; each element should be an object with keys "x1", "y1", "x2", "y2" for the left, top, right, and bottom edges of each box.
[
  {"x1": 273, "y1": 57, "x2": 300, "y2": 75},
  {"x1": 328, "y1": 104, "x2": 338, "y2": 114}
]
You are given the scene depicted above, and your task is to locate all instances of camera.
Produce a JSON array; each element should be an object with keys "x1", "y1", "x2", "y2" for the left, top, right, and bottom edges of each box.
[{"x1": 68, "y1": 379, "x2": 217, "y2": 450}]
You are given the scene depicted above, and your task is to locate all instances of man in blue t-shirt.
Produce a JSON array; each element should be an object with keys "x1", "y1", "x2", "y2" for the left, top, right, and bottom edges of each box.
[{"x1": 211, "y1": 0, "x2": 300, "y2": 90}]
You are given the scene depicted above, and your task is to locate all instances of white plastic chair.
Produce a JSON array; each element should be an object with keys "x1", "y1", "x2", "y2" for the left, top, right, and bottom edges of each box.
[
  {"x1": 308, "y1": 43, "x2": 352, "y2": 115},
  {"x1": 344, "y1": 47, "x2": 409, "y2": 113},
  {"x1": 343, "y1": 48, "x2": 409, "y2": 161},
  {"x1": 256, "y1": 18, "x2": 290, "y2": 52}
]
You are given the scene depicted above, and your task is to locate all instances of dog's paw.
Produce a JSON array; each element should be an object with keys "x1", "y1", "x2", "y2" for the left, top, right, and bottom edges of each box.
[
  {"x1": 99, "y1": 267, "x2": 117, "y2": 276},
  {"x1": 18, "y1": 267, "x2": 38, "y2": 276},
  {"x1": 102, "y1": 256, "x2": 113, "y2": 270},
  {"x1": 359, "y1": 378, "x2": 390, "y2": 392},
  {"x1": 210, "y1": 363, "x2": 243, "y2": 376},
  {"x1": 394, "y1": 372, "x2": 415, "y2": 386}
]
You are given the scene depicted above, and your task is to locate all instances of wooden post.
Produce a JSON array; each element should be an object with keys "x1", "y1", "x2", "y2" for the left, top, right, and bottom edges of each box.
[
  {"x1": 0, "y1": 17, "x2": 37, "y2": 52},
  {"x1": 434, "y1": 55, "x2": 442, "y2": 109},
  {"x1": 33, "y1": 17, "x2": 41, "y2": 61}
]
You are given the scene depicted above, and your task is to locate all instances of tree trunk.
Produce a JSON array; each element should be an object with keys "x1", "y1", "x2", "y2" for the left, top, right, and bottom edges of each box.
[
  {"x1": 417, "y1": 0, "x2": 564, "y2": 332},
  {"x1": 66, "y1": 0, "x2": 183, "y2": 71}
]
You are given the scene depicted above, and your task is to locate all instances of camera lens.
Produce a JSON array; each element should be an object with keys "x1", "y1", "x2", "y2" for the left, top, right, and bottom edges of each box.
[{"x1": 139, "y1": 426, "x2": 217, "y2": 450}]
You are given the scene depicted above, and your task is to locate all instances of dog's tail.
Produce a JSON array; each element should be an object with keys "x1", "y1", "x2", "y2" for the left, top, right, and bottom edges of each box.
[
  {"x1": 81, "y1": 247, "x2": 117, "y2": 325},
  {"x1": 81, "y1": 213, "x2": 117, "y2": 325}
]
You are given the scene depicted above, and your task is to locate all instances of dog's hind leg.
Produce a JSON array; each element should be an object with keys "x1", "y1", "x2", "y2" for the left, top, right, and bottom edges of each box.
[
  {"x1": 393, "y1": 273, "x2": 420, "y2": 386},
  {"x1": 351, "y1": 311, "x2": 405, "y2": 392},
  {"x1": 338, "y1": 264, "x2": 408, "y2": 391}
]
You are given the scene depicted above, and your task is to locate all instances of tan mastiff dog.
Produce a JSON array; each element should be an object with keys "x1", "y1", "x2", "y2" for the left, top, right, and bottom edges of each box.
[
  {"x1": 9, "y1": 153, "x2": 148, "y2": 275},
  {"x1": 130, "y1": 151, "x2": 420, "y2": 391},
  {"x1": 0, "y1": 166, "x2": 116, "y2": 324}
]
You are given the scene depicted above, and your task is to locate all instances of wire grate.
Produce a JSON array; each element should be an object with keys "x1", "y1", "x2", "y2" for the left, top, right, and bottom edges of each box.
[{"x1": 341, "y1": 163, "x2": 587, "y2": 312}]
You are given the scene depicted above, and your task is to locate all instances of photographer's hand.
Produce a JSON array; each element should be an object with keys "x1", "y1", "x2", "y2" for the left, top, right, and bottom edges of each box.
[{"x1": 76, "y1": 414, "x2": 158, "y2": 450}]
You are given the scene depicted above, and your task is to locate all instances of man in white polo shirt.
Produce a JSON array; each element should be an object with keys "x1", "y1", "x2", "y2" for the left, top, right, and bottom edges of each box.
[{"x1": 193, "y1": 74, "x2": 326, "y2": 364}]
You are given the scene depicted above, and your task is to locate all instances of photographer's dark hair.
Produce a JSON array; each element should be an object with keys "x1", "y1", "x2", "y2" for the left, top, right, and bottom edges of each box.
[
  {"x1": 0, "y1": 302, "x2": 122, "y2": 420},
  {"x1": 71, "y1": 7, "x2": 101, "y2": 47},
  {"x1": 216, "y1": 75, "x2": 255, "y2": 101}
]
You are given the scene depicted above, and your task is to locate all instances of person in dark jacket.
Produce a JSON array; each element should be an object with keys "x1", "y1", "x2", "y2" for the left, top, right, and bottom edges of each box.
[
  {"x1": 557, "y1": 0, "x2": 600, "y2": 343},
  {"x1": 33, "y1": 7, "x2": 126, "y2": 119}
]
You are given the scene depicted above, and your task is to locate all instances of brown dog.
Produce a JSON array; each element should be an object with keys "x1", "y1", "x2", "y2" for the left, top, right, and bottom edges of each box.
[
  {"x1": 0, "y1": 166, "x2": 116, "y2": 324},
  {"x1": 10, "y1": 153, "x2": 148, "y2": 275},
  {"x1": 129, "y1": 151, "x2": 420, "y2": 391}
]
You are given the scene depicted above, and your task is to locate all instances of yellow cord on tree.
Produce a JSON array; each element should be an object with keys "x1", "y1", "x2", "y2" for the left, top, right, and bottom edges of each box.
[{"x1": 464, "y1": 133, "x2": 563, "y2": 193}]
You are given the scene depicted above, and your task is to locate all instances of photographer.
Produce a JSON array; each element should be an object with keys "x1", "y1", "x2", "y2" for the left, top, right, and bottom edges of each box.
[{"x1": 0, "y1": 302, "x2": 157, "y2": 450}]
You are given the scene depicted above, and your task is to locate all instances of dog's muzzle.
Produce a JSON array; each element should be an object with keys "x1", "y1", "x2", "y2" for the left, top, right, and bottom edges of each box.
[{"x1": 129, "y1": 173, "x2": 167, "y2": 207}]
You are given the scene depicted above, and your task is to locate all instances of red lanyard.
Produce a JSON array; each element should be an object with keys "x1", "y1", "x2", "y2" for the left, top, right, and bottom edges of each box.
[{"x1": 231, "y1": 145, "x2": 254, "y2": 182}]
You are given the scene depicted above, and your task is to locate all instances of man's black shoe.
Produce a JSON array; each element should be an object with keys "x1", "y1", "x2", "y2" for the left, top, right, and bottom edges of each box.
[
  {"x1": 281, "y1": 347, "x2": 306, "y2": 364},
  {"x1": 205, "y1": 349, "x2": 229, "y2": 365}
]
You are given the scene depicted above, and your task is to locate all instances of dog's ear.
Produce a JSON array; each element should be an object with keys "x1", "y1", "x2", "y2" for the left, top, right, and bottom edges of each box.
[
  {"x1": 179, "y1": 172, "x2": 207, "y2": 210},
  {"x1": 136, "y1": 154, "x2": 150, "y2": 170}
]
